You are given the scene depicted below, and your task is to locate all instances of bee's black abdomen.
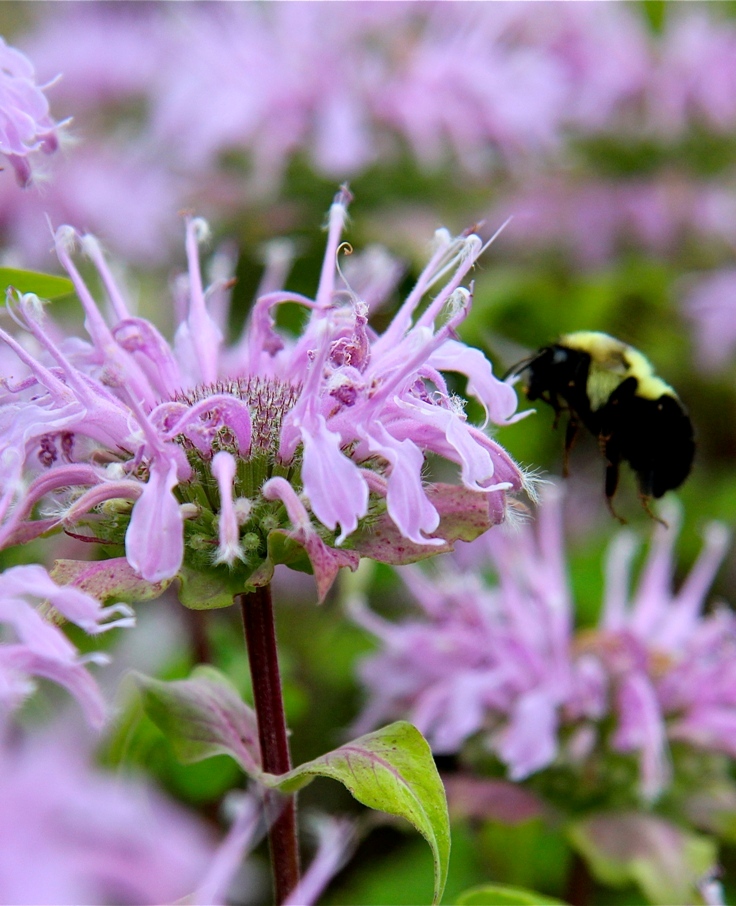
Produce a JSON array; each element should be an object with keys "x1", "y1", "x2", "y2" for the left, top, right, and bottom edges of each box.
[{"x1": 600, "y1": 382, "x2": 695, "y2": 498}]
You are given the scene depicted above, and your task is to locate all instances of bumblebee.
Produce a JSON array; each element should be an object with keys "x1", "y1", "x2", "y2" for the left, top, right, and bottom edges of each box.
[{"x1": 509, "y1": 331, "x2": 695, "y2": 520}]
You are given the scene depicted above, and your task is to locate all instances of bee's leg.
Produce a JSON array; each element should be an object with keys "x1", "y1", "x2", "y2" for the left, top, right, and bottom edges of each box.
[
  {"x1": 549, "y1": 394, "x2": 569, "y2": 432},
  {"x1": 638, "y1": 493, "x2": 668, "y2": 528},
  {"x1": 636, "y1": 470, "x2": 668, "y2": 527},
  {"x1": 604, "y1": 460, "x2": 627, "y2": 524},
  {"x1": 562, "y1": 418, "x2": 579, "y2": 478}
]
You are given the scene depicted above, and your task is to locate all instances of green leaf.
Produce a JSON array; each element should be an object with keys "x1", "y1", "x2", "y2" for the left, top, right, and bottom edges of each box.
[
  {"x1": 134, "y1": 666, "x2": 260, "y2": 775},
  {"x1": 455, "y1": 884, "x2": 566, "y2": 905},
  {"x1": 264, "y1": 721, "x2": 450, "y2": 906},
  {"x1": 176, "y1": 565, "x2": 234, "y2": 610},
  {"x1": 137, "y1": 667, "x2": 449, "y2": 905},
  {"x1": 0, "y1": 267, "x2": 74, "y2": 300},
  {"x1": 567, "y1": 812, "x2": 717, "y2": 906}
]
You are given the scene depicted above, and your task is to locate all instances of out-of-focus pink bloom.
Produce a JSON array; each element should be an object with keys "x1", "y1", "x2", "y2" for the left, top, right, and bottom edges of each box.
[
  {"x1": 0, "y1": 190, "x2": 525, "y2": 601},
  {"x1": 682, "y1": 268, "x2": 736, "y2": 372},
  {"x1": 353, "y1": 487, "x2": 733, "y2": 801},
  {"x1": 0, "y1": 718, "x2": 346, "y2": 906},
  {"x1": 0, "y1": 36, "x2": 61, "y2": 187},
  {"x1": 283, "y1": 816, "x2": 357, "y2": 906},
  {"x1": 0, "y1": 564, "x2": 133, "y2": 727},
  {"x1": 0, "y1": 141, "x2": 186, "y2": 268},
  {"x1": 352, "y1": 485, "x2": 578, "y2": 780},
  {"x1": 0, "y1": 723, "x2": 216, "y2": 905},
  {"x1": 13, "y1": 2, "x2": 659, "y2": 194},
  {"x1": 650, "y1": 11, "x2": 736, "y2": 136},
  {"x1": 491, "y1": 175, "x2": 736, "y2": 267},
  {"x1": 22, "y1": 4, "x2": 166, "y2": 112},
  {"x1": 13, "y1": 2, "x2": 736, "y2": 269}
]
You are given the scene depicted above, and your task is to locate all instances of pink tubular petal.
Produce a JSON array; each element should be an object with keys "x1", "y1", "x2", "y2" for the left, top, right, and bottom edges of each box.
[
  {"x1": 63, "y1": 480, "x2": 144, "y2": 523},
  {"x1": 0, "y1": 559, "x2": 135, "y2": 728},
  {"x1": 394, "y1": 397, "x2": 495, "y2": 490},
  {"x1": 113, "y1": 317, "x2": 182, "y2": 399},
  {"x1": 0, "y1": 322, "x2": 73, "y2": 406},
  {"x1": 497, "y1": 688, "x2": 560, "y2": 780},
  {"x1": 669, "y1": 706, "x2": 736, "y2": 757},
  {"x1": 0, "y1": 464, "x2": 103, "y2": 547},
  {"x1": 79, "y1": 233, "x2": 132, "y2": 322},
  {"x1": 659, "y1": 522, "x2": 731, "y2": 649},
  {"x1": 183, "y1": 216, "x2": 223, "y2": 385},
  {"x1": 243, "y1": 290, "x2": 316, "y2": 369},
  {"x1": 429, "y1": 339, "x2": 522, "y2": 426},
  {"x1": 262, "y1": 476, "x2": 311, "y2": 531},
  {"x1": 612, "y1": 671, "x2": 670, "y2": 801},
  {"x1": 0, "y1": 564, "x2": 133, "y2": 634},
  {"x1": 300, "y1": 415, "x2": 368, "y2": 544},
  {"x1": 363, "y1": 425, "x2": 440, "y2": 545},
  {"x1": 54, "y1": 227, "x2": 157, "y2": 409},
  {"x1": 193, "y1": 794, "x2": 263, "y2": 906},
  {"x1": 316, "y1": 187, "x2": 351, "y2": 309},
  {"x1": 3, "y1": 646, "x2": 108, "y2": 728},
  {"x1": 161, "y1": 394, "x2": 252, "y2": 456},
  {"x1": 375, "y1": 229, "x2": 456, "y2": 352},
  {"x1": 601, "y1": 531, "x2": 639, "y2": 631},
  {"x1": 263, "y1": 477, "x2": 359, "y2": 602},
  {"x1": 212, "y1": 451, "x2": 242, "y2": 566},
  {"x1": 126, "y1": 458, "x2": 183, "y2": 583},
  {"x1": 283, "y1": 817, "x2": 357, "y2": 906}
]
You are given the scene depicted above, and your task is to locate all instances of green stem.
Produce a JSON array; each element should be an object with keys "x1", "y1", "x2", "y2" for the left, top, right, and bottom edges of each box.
[{"x1": 237, "y1": 585, "x2": 300, "y2": 904}]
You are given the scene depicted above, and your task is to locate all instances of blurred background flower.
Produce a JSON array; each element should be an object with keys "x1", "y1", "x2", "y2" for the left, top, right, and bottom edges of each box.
[
  {"x1": 351, "y1": 488, "x2": 735, "y2": 902},
  {"x1": 0, "y1": 34, "x2": 61, "y2": 187}
]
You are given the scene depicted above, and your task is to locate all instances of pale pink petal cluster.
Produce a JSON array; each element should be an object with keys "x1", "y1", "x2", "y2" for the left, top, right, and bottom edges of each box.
[
  {"x1": 353, "y1": 487, "x2": 733, "y2": 800},
  {"x1": 8, "y1": 4, "x2": 736, "y2": 266},
  {"x1": 489, "y1": 175, "x2": 736, "y2": 267},
  {"x1": 0, "y1": 36, "x2": 61, "y2": 187},
  {"x1": 0, "y1": 191, "x2": 524, "y2": 599},
  {"x1": 682, "y1": 268, "x2": 736, "y2": 373},
  {"x1": 0, "y1": 563, "x2": 133, "y2": 727},
  {"x1": 0, "y1": 724, "x2": 216, "y2": 905},
  {"x1": 0, "y1": 140, "x2": 186, "y2": 268}
]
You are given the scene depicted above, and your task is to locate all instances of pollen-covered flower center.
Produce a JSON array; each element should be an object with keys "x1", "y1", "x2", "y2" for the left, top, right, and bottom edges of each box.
[
  {"x1": 90, "y1": 376, "x2": 312, "y2": 579},
  {"x1": 172, "y1": 376, "x2": 301, "y2": 458},
  {"x1": 170, "y1": 376, "x2": 307, "y2": 566}
]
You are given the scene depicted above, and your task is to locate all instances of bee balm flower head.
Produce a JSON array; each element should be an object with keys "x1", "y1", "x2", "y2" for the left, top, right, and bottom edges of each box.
[{"x1": 0, "y1": 190, "x2": 525, "y2": 604}]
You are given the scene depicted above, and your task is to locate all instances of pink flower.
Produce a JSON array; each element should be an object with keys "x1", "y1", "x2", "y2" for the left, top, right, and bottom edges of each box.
[
  {"x1": 0, "y1": 140, "x2": 186, "y2": 268},
  {"x1": 682, "y1": 268, "x2": 736, "y2": 372},
  {"x1": 0, "y1": 716, "x2": 349, "y2": 905},
  {"x1": 0, "y1": 36, "x2": 61, "y2": 187},
  {"x1": 0, "y1": 564, "x2": 133, "y2": 727},
  {"x1": 489, "y1": 174, "x2": 736, "y2": 267},
  {"x1": 0, "y1": 723, "x2": 216, "y2": 905},
  {"x1": 353, "y1": 486, "x2": 732, "y2": 800},
  {"x1": 12, "y1": 3, "x2": 656, "y2": 194},
  {"x1": 0, "y1": 190, "x2": 525, "y2": 603}
]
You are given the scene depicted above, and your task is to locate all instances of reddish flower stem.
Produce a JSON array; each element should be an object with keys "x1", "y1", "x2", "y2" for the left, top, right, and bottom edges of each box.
[{"x1": 237, "y1": 585, "x2": 300, "y2": 904}]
